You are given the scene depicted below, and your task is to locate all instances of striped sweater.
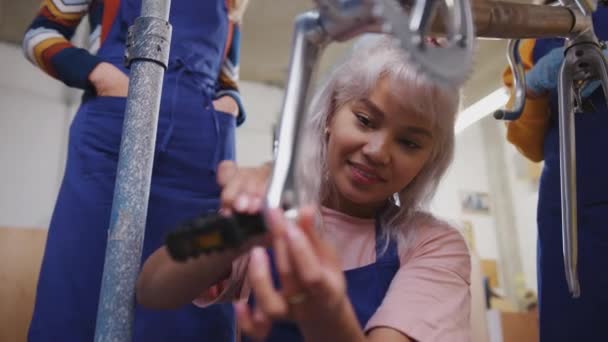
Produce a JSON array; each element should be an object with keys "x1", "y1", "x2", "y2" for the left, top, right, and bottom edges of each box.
[{"x1": 23, "y1": 0, "x2": 245, "y2": 120}]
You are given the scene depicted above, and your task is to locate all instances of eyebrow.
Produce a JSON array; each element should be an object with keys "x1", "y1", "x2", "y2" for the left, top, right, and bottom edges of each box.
[
  {"x1": 359, "y1": 98, "x2": 433, "y2": 138},
  {"x1": 403, "y1": 126, "x2": 433, "y2": 139},
  {"x1": 360, "y1": 98, "x2": 386, "y2": 118}
]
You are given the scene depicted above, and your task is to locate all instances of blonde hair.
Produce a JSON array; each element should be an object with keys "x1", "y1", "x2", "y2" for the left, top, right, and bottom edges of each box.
[{"x1": 297, "y1": 35, "x2": 461, "y2": 250}]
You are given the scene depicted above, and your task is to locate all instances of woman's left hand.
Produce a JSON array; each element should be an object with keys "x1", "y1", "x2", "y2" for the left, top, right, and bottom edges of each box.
[
  {"x1": 212, "y1": 95, "x2": 239, "y2": 117},
  {"x1": 235, "y1": 206, "x2": 348, "y2": 339}
]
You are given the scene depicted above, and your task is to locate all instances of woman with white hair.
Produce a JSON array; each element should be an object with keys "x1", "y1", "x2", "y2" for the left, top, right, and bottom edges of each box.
[{"x1": 137, "y1": 35, "x2": 471, "y2": 341}]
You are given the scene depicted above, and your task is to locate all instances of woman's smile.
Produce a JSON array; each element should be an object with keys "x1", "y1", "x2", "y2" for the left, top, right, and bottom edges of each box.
[{"x1": 347, "y1": 160, "x2": 386, "y2": 185}]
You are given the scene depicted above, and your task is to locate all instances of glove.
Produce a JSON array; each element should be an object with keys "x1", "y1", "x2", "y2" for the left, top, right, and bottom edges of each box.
[{"x1": 526, "y1": 46, "x2": 607, "y2": 97}]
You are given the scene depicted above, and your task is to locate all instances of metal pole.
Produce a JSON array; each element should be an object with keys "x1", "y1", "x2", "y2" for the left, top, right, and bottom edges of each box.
[
  {"x1": 554, "y1": 27, "x2": 606, "y2": 297},
  {"x1": 266, "y1": 11, "x2": 328, "y2": 212},
  {"x1": 94, "y1": 0, "x2": 172, "y2": 341},
  {"x1": 557, "y1": 54, "x2": 579, "y2": 297},
  {"x1": 421, "y1": 0, "x2": 585, "y2": 39},
  {"x1": 494, "y1": 39, "x2": 527, "y2": 120},
  {"x1": 470, "y1": 0, "x2": 577, "y2": 39}
]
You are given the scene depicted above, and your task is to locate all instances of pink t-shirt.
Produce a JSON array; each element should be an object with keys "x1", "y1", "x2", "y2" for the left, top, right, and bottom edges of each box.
[{"x1": 195, "y1": 207, "x2": 471, "y2": 341}]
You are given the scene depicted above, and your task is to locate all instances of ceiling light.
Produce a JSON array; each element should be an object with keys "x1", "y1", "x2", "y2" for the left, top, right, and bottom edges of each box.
[{"x1": 455, "y1": 88, "x2": 510, "y2": 134}]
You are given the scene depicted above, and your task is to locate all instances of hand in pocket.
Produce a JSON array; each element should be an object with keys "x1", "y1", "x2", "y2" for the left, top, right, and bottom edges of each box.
[
  {"x1": 212, "y1": 95, "x2": 239, "y2": 117},
  {"x1": 88, "y1": 62, "x2": 129, "y2": 97}
]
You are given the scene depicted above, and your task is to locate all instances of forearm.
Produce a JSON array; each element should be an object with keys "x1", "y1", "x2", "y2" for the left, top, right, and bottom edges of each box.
[
  {"x1": 136, "y1": 246, "x2": 240, "y2": 309},
  {"x1": 23, "y1": 1, "x2": 101, "y2": 89},
  {"x1": 298, "y1": 300, "x2": 414, "y2": 342},
  {"x1": 137, "y1": 160, "x2": 275, "y2": 308},
  {"x1": 298, "y1": 299, "x2": 366, "y2": 342}
]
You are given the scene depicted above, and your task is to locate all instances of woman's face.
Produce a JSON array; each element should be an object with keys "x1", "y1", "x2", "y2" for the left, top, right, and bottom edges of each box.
[{"x1": 325, "y1": 77, "x2": 435, "y2": 218}]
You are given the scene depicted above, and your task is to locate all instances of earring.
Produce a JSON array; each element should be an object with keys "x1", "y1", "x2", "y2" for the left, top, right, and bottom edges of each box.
[{"x1": 392, "y1": 193, "x2": 401, "y2": 207}]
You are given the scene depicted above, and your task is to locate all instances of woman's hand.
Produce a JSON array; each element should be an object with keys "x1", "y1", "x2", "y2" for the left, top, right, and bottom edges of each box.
[
  {"x1": 236, "y1": 206, "x2": 356, "y2": 341},
  {"x1": 216, "y1": 160, "x2": 274, "y2": 254},
  {"x1": 136, "y1": 161, "x2": 273, "y2": 309},
  {"x1": 217, "y1": 160, "x2": 272, "y2": 215},
  {"x1": 88, "y1": 62, "x2": 129, "y2": 97},
  {"x1": 212, "y1": 95, "x2": 239, "y2": 117}
]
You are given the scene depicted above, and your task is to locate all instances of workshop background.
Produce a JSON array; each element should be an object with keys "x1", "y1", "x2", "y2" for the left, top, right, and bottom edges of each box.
[{"x1": 0, "y1": 1, "x2": 541, "y2": 341}]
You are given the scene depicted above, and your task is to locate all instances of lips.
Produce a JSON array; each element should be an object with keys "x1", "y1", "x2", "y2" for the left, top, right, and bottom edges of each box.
[{"x1": 347, "y1": 161, "x2": 385, "y2": 184}]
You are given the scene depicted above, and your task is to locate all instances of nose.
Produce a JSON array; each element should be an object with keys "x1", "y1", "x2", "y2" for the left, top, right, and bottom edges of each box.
[{"x1": 362, "y1": 132, "x2": 390, "y2": 165}]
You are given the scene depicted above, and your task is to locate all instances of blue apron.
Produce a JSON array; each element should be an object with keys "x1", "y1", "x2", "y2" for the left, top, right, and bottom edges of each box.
[
  {"x1": 28, "y1": 1, "x2": 237, "y2": 341},
  {"x1": 532, "y1": 8, "x2": 608, "y2": 341},
  {"x1": 243, "y1": 220, "x2": 400, "y2": 341}
]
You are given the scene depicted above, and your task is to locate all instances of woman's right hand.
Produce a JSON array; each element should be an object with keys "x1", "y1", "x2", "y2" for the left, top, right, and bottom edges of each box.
[
  {"x1": 216, "y1": 160, "x2": 273, "y2": 215},
  {"x1": 88, "y1": 62, "x2": 129, "y2": 97}
]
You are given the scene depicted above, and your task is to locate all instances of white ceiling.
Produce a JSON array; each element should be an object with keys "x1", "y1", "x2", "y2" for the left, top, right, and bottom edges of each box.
[{"x1": 0, "y1": 0, "x2": 510, "y2": 106}]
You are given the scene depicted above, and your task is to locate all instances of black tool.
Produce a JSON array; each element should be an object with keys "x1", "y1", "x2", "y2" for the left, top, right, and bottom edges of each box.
[{"x1": 165, "y1": 212, "x2": 267, "y2": 262}]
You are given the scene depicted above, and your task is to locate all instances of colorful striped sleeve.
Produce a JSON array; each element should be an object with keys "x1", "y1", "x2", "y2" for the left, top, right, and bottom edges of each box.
[
  {"x1": 502, "y1": 39, "x2": 551, "y2": 163},
  {"x1": 216, "y1": 18, "x2": 247, "y2": 126},
  {"x1": 22, "y1": 0, "x2": 103, "y2": 90}
]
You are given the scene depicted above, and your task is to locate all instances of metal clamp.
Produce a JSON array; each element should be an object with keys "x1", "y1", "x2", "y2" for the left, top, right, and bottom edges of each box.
[
  {"x1": 557, "y1": 29, "x2": 608, "y2": 298},
  {"x1": 312, "y1": 0, "x2": 477, "y2": 85},
  {"x1": 377, "y1": 0, "x2": 476, "y2": 86},
  {"x1": 125, "y1": 16, "x2": 172, "y2": 68},
  {"x1": 495, "y1": 39, "x2": 526, "y2": 120},
  {"x1": 314, "y1": 0, "x2": 381, "y2": 41}
]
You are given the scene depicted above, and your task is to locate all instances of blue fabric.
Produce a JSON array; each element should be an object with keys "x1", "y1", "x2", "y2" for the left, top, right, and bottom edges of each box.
[
  {"x1": 28, "y1": 1, "x2": 238, "y2": 341},
  {"x1": 527, "y1": 46, "x2": 606, "y2": 97},
  {"x1": 243, "y1": 219, "x2": 400, "y2": 341},
  {"x1": 526, "y1": 47, "x2": 566, "y2": 94},
  {"x1": 531, "y1": 7, "x2": 608, "y2": 342},
  {"x1": 97, "y1": 0, "x2": 229, "y2": 98}
]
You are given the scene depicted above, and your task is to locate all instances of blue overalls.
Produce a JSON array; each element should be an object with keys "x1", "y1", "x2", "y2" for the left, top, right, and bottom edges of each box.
[
  {"x1": 243, "y1": 220, "x2": 400, "y2": 341},
  {"x1": 28, "y1": 1, "x2": 238, "y2": 341},
  {"x1": 533, "y1": 8, "x2": 608, "y2": 341}
]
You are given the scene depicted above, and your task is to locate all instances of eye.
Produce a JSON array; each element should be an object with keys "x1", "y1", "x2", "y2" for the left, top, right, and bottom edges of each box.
[
  {"x1": 398, "y1": 138, "x2": 421, "y2": 150},
  {"x1": 354, "y1": 112, "x2": 372, "y2": 127}
]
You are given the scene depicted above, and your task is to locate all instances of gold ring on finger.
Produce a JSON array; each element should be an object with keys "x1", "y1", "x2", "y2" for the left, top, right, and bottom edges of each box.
[{"x1": 286, "y1": 292, "x2": 307, "y2": 305}]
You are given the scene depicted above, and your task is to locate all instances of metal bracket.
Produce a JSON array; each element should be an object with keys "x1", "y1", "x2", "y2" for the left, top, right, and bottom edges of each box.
[
  {"x1": 556, "y1": 27, "x2": 608, "y2": 298},
  {"x1": 378, "y1": 0, "x2": 476, "y2": 86},
  {"x1": 125, "y1": 16, "x2": 172, "y2": 69}
]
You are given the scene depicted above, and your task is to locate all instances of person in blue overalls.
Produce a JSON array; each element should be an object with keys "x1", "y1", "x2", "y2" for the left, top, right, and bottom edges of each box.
[
  {"x1": 22, "y1": 0, "x2": 249, "y2": 341},
  {"x1": 137, "y1": 35, "x2": 472, "y2": 342},
  {"x1": 503, "y1": 5, "x2": 608, "y2": 341}
]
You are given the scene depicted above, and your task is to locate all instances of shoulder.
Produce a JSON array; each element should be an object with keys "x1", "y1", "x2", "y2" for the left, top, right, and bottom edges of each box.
[
  {"x1": 367, "y1": 212, "x2": 471, "y2": 340},
  {"x1": 400, "y1": 212, "x2": 471, "y2": 283},
  {"x1": 407, "y1": 212, "x2": 469, "y2": 254}
]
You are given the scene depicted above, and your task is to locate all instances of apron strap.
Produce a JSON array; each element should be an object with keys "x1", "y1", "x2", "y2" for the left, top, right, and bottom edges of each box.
[{"x1": 374, "y1": 216, "x2": 399, "y2": 264}]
